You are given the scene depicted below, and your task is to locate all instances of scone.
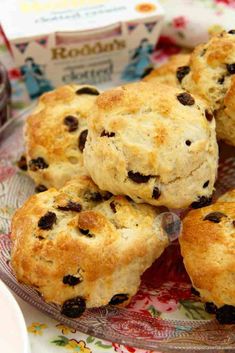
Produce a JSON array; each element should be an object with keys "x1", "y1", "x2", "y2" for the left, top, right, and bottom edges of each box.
[
  {"x1": 83, "y1": 81, "x2": 218, "y2": 209},
  {"x1": 181, "y1": 30, "x2": 235, "y2": 146},
  {"x1": 11, "y1": 176, "x2": 169, "y2": 317},
  {"x1": 180, "y1": 202, "x2": 235, "y2": 324},
  {"x1": 143, "y1": 53, "x2": 190, "y2": 87},
  {"x1": 25, "y1": 84, "x2": 100, "y2": 190},
  {"x1": 218, "y1": 188, "x2": 235, "y2": 202}
]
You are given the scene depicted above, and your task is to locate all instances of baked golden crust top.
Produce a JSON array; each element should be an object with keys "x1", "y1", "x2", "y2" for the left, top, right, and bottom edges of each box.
[
  {"x1": 182, "y1": 31, "x2": 235, "y2": 146},
  {"x1": 180, "y1": 201, "x2": 235, "y2": 307},
  {"x1": 144, "y1": 53, "x2": 190, "y2": 87},
  {"x1": 84, "y1": 81, "x2": 218, "y2": 208},
  {"x1": 25, "y1": 84, "x2": 99, "y2": 189},
  {"x1": 11, "y1": 176, "x2": 168, "y2": 307},
  {"x1": 218, "y1": 189, "x2": 235, "y2": 202}
]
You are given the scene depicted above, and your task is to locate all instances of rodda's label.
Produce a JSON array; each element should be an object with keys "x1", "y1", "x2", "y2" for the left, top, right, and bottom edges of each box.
[
  {"x1": 1, "y1": 0, "x2": 165, "y2": 98},
  {"x1": 51, "y1": 39, "x2": 126, "y2": 59}
]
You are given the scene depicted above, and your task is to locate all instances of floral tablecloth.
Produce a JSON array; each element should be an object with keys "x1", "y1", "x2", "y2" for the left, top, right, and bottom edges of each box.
[
  {"x1": 1, "y1": 1, "x2": 235, "y2": 352},
  {"x1": 160, "y1": 0, "x2": 235, "y2": 48}
]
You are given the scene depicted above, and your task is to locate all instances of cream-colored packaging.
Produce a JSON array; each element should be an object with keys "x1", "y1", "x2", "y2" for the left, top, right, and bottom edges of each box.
[{"x1": 0, "y1": 0, "x2": 164, "y2": 99}]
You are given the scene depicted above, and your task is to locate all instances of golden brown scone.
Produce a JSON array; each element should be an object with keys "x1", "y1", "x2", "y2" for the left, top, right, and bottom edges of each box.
[
  {"x1": 11, "y1": 176, "x2": 169, "y2": 315},
  {"x1": 180, "y1": 202, "x2": 235, "y2": 323},
  {"x1": 181, "y1": 30, "x2": 235, "y2": 146},
  {"x1": 24, "y1": 84, "x2": 100, "y2": 190},
  {"x1": 218, "y1": 188, "x2": 235, "y2": 202},
  {"x1": 143, "y1": 53, "x2": 190, "y2": 87},
  {"x1": 83, "y1": 81, "x2": 218, "y2": 209}
]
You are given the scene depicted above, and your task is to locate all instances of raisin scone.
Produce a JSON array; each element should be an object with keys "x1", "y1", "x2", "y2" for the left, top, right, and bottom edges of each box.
[
  {"x1": 143, "y1": 53, "x2": 190, "y2": 87},
  {"x1": 180, "y1": 202, "x2": 235, "y2": 324},
  {"x1": 83, "y1": 81, "x2": 218, "y2": 209},
  {"x1": 11, "y1": 176, "x2": 169, "y2": 316},
  {"x1": 218, "y1": 188, "x2": 235, "y2": 202},
  {"x1": 181, "y1": 30, "x2": 235, "y2": 146},
  {"x1": 25, "y1": 84, "x2": 100, "y2": 191}
]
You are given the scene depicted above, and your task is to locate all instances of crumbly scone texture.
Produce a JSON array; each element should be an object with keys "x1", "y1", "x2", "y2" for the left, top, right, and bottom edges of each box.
[
  {"x1": 11, "y1": 176, "x2": 168, "y2": 307},
  {"x1": 218, "y1": 188, "x2": 235, "y2": 202},
  {"x1": 181, "y1": 31, "x2": 235, "y2": 146},
  {"x1": 25, "y1": 84, "x2": 99, "y2": 189},
  {"x1": 180, "y1": 202, "x2": 235, "y2": 307},
  {"x1": 83, "y1": 81, "x2": 218, "y2": 209},
  {"x1": 144, "y1": 53, "x2": 190, "y2": 87}
]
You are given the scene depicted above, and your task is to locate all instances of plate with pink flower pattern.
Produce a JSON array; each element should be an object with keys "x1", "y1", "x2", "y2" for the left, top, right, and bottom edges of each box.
[{"x1": 0, "y1": 108, "x2": 235, "y2": 353}]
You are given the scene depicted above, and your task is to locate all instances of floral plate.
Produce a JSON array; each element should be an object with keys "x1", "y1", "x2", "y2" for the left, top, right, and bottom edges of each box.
[{"x1": 0, "y1": 108, "x2": 235, "y2": 353}]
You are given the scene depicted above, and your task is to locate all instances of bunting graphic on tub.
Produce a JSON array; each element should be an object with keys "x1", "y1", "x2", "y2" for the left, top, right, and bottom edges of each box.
[
  {"x1": 127, "y1": 23, "x2": 139, "y2": 33},
  {"x1": 144, "y1": 21, "x2": 157, "y2": 33},
  {"x1": 35, "y1": 37, "x2": 48, "y2": 48},
  {"x1": 15, "y1": 42, "x2": 29, "y2": 54}
]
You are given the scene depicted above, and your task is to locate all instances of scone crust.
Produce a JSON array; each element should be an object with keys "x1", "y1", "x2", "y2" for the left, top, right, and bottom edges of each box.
[
  {"x1": 144, "y1": 53, "x2": 190, "y2": 87},
  {"x1": 11, "y1": 176, "x2": 168, "y2": 307},
  {"x1": 218, "y1": 188, "x2": 235, "y2": 202},
  {"x1": 84, "y1": 81, "x2": 218, "y2": 208},
  {"x1": 25, "y1": 84, "x2": 99, "y2": 189},
  {"x1": 180, "y1": 202, "x2": 235, "y2": 307},
  {"x1": 181, "y1": 31, "x2": 235, "y2": 146}
]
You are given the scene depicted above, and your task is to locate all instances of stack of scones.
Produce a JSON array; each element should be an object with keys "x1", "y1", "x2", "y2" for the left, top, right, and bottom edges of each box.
[{"x1": 12, "y1": 31, "x2": 235, "y2": 323}]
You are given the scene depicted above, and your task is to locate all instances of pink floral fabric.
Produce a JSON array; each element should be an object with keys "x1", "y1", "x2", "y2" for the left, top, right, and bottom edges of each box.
[{"x1": 160, "y1": 0, "x2": 235, "y2": 47}]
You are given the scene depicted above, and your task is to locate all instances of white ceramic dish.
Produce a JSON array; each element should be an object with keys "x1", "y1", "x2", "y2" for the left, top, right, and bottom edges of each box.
[{"x1": 0, "y1": 280, "x2": 30, "y2": 353}]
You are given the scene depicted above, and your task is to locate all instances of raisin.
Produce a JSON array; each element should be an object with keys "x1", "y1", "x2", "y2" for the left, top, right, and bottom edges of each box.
[
  {"x1": 191, "y1": 287, "x2": 200, "y2": 296},
  {"x1": 203, "y1": 180, "x2": 210, "y2": 188},
  {"x1": 109, "y1": 294, "x2": 129, "y2": 305},
  {"x1": 125, "y1": 196, "x2": 133, "y2": 202},
  {"x1": 200, "y1": 48, "x2": 207, "y2": 57},
  {"x1": 86, "y1": 191, "x2": 112, "y2": 202},
  {"x1": 177, "y1": 92, "x2": 195, "y2": 106},
  {"x1": 37, "y1": 235, "x2": 45, "y2": 240},
  {"x1": 176, "y1": 66, "x2": 190, "y2": 83},
  {"x1": 128, "y1": 171, "x2": 152, "y2": 183},
  {"x1": 141, "y1": 66, "x2": 154, "y2": 78},
  {"x1": 63, "y1": 115, "x2": 79, "y2": 132},
  {"x1": 63, "y1": 275, "x2": 82, "y2": 286},
  {"x1": 76, "y1": 86, "x2": 100, "y2": 95},
  {"x1": 110, "y1": 201, "x2": 117, "y2": 213},
  {"x1": 89, "y1": 192, "x2": 103, "y2": 202},
  {"x1": 29, "y1": 157, "x2": 48, "y2": 171},
  {"x1": 218, "y1": 76, "x2": 225, "y2": 84},
  {"x1": 35, "y1": 184, "x2": 48, "y2": 193},
  {"x1": 17, "y1": 155, "x2": 28, "y2": 171},
  {"x1": 227, "y1": 63, "x2": 235, "y2": 75},
  {"x1": 152, "y1": 186, "x2": 161, "y2": 199},
  {"x1": 102, "y1": 191, "x2": 113, "y2": 200},
  {"x1": 204, "y1": 212, "x2": 226, "y2": 223},
  {"x1": 216, "y1": 305, "x2": 235, "y2": 324},
  {"x1": 58, "y1": 201, "x2": 82, "y2": 212},
  {"x1": 228, "y1": 29, "x2": 235, "y2": 34},
  {"x1": 185, "y1": 140, "x2": 191, "y2": 146},
  {"x1": 38, "y1": 211, "x2": 56, "y2": 230},
  {"x1": 205, "y1": 302, "x2": 217, "y2": 314},
  {"x1": 79, "y1": 228, "x2": 93, "y2": 238},
  {"x1": 205, "y1": 110, "x2": 213, "y2": 122},
  {"x1": 61, "y1": 296, "x2": 86, "y2": 318},
  {"x1": 100, "y1": 130, "x2": 115, "y2": 137},
  {"x1": 79, "y1": 228, "x2": 89, "y2": 235},
  {"x1": 191, "y1": 196, "x2": 212, "y2": 209},
  {"x1": 78, "y1": 130, "x2": 88, "y2": 152},
  {"x1": 233, "y1": 220, "x2": 235, "y2": 227}
]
